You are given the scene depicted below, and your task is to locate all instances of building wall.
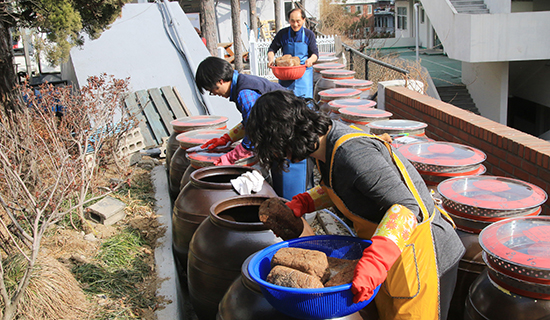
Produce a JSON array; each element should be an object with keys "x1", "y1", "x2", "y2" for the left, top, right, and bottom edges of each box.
[
  {"x1": 462, "y1": 61, "x2": 509, "y2": 124},
  {"x1": 384, "y1": 86, "x2": 550, "y2": 215}
]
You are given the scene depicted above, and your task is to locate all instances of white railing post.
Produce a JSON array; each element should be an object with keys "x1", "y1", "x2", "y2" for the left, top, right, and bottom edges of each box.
[{"x1": 249, "y1": 30, "x2": 258, "y2": 75}]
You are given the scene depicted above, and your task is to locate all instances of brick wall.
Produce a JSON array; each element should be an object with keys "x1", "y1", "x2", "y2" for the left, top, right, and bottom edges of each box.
[{"x1": 385, "y1": 86, "x2": 550, "y2": 215}]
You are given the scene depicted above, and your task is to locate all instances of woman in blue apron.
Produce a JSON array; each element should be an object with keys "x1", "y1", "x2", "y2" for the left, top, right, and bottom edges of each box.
[{"x1": 267, "y1": 8, "x2": 319, "y2": 200}]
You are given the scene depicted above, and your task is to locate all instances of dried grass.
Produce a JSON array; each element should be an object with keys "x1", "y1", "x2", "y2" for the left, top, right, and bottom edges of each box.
[{"x1": 1, "y1": 254, "x2": 92, "y2": 320}]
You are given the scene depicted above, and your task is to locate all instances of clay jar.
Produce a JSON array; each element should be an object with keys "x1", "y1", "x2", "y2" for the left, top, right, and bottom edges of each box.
[
  {"x1": 172, "y1": 166, "x2": 276, "y2": 270},
  {"x1": 166, "y1": 116, "x2": 228, "y2": 177},
  {"x1": 169, "y1": 129, "x2": 228, "y2": 201},
  {"x1": 465, "y1": 270, "x2": 550, "y2": 320},
  {"x1": 217, "y1": 253, "x2": 366, "y2": 320},
  {"x1": 187, "y1": 195, "x2": 282, "y2": 320}
]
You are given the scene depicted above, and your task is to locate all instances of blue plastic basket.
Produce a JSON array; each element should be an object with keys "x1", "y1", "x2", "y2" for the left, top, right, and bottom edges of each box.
[{"x1": 248, "y1": 235, "x2": 380, "y2": 320}]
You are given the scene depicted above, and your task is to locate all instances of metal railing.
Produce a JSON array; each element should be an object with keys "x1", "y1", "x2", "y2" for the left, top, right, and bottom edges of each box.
[{"x1": 341, "y1": 42, "x2": 409, "y2": 80}]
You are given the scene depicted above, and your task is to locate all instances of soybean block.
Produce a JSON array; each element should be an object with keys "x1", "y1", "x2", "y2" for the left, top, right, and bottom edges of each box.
[
  {"x1": 271, "y1": 247, "x2": 330, "y2": 282},
  {"x1": 267, "y1": 265, "x2": 324, "y2": 289}
]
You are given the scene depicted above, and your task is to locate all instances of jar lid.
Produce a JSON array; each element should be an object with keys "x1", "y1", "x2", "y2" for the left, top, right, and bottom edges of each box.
[
  {"x1": 171, "y1": 115, "x2": 229, "y2": 132},
  {"x1": 320, "y1": 69, "x2": 356, "y2": 79},
  {"x1": 318, "y1": 88, "x2": 362, "y2": 101},
  {"x1": 315, "y1": 56, "x2": 339, "y2": 64},
  {"x1": 367, "y1": 119, "x2": 427, "y2": 135},
  {"x1": 186, "y1": 150, "x2": 225, "y2": 167},
  {"x1": 480, "y1": 216, "x2": 550, "y2": 274},
  {"x1": 318, "y1": 52, "x2": 336, "y2": 57},
  {"x1": 420, "y1": 164, "x2": 486, "y2": 188},
  {"x1": 339, "y1": 107, "x2": 392, "y2": 122},
  {"x1": 391, "y1": 135, "x2": 433, "y2": 149},
  {"x1": 438, "y1": 176, "x2": 548, "y2": 215},
  {"x1": 312, "y1": 63, "x2": 345, "y2": 73},
  {"x1": 176, "y1": 129, "x2": 228, "y2": 149},
  {"x1": 397, "y1": 142, "x2": 486, "y2": 172},
  {"x1": 335, "y1": 79, "x2": 373, "y2": 90},
  {"x1": 328, "y1": 99, "x2": 377, "y2": 111}
]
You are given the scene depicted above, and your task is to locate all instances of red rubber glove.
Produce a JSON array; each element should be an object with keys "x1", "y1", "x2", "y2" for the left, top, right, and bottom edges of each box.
[
  {"x1": 351, "y1": 236, "x2": 401, "y2": 303},
  {"x1": 285, "y1": 192, "x2": 315, "y2": 217},
  {"x1": 214, "y1": 143, "x2": 254, "y2": 165},
  {"x1": 201, "y1": 133, "x2": 232, "y2": 150}
]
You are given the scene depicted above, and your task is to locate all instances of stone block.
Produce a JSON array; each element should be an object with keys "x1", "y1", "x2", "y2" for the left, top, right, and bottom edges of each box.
[{"x1": 86, "y1": 196, "x2": 127, "y2": 226}]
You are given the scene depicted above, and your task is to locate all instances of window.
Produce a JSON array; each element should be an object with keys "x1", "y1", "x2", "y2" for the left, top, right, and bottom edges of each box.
[
  {"x1": 356, "y1": 5, "x2": 363, "y2": 15},
  {"x1": 397, "y1": 7, "x2": 407, "y2": 30},
  {"x1": 367, "y1": 5, "x2": 373, "y2": 15},
  {"x1": 284, "y1": 2, "x2": 293, "y2": 17},
  {"x1": 421, "y1": 8, "x2": 425, "y2": 23}
]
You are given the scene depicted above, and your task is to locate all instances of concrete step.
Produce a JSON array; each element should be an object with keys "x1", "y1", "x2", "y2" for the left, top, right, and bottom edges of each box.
[
  {"x1": 437, "y1": 85, "x2": 481, "y2": 115},
  {"x1": 450, "y1": 0, "x2": 485, "y2": 5}
]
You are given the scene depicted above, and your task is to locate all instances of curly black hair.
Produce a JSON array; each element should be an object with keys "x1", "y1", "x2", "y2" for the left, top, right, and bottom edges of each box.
[
  {"x1": 195, "y1": 57, "x2": 234, "y2": 94},
  {"x1": 247, "y1": 90, "x2": 331, "y2": 171}
]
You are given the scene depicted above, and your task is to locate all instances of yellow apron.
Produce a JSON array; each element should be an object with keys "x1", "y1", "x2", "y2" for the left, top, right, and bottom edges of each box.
[{"x1": 319, "y1": 132, "x2": 443, "y2": 320}]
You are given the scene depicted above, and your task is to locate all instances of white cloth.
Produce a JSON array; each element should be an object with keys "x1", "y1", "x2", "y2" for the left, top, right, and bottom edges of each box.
[
  {"x1": 185, "y1": 141, "x2": 232, "y2": 153},
  {"x1": 230, "y1": 170, "x2": 264, "y2": 195}
]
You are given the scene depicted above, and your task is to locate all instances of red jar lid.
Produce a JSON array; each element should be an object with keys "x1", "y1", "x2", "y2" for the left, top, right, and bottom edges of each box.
[
  {"x1": 318, "y1": 88, "x2": 361, "y2": 102},
  {"x1": 186, "y1": 150, "x2": 224, "y2": 167},
  {"x1": 391, "y1": 135, "x2": 434, "y2": 149},
  {"x1": 367, "y1": 119, "x2": 427, "y2": 135},
  {"x1": 339, "y1": 107, "x2": 392, "y2": 124},
  {"x1": 176, "y1": 129, "x2": 228, "y2": 149},
  {"x1": 328, "y1": 99, "x2": 376, "y2": 112},
  {"x1": 316, "y1": 56, "x2": 339, "y2": 64},
  {"x1": 480, "y1": 216, "x2": 550, "y2": 280},
  {"x1": 438, "y1": 176, "x2": 548, "y2": 214},
  {"x1": 335, "y1": 79, "x2": 373, "y2": 91},
  {"x1": 171, "y1": 115, "x2": 228, "y2": 132},
  {"x1": 312, "y1": 63, "x2": 345, "y2": 73},
  {"x1": 398, "y1": 142, "x2": 486, "y2": 170},
  {"x1": 320, "y1": 69, "x2": 356, "y2": 80}
]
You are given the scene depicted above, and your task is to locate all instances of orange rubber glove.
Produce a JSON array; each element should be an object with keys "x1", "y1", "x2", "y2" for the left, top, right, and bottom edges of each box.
[
  {"x1": 285, "y1": 192, "x2": 315, "y2": 217},
  {"x1": 201, "y1": 133, "x2": 232, "y2": 150},
  {"x1": 214, "y1": 143, "x2": 253, "y2": 165},
  {"x1": 351, "y1": 236, "x2": 401, "y2": 303}
]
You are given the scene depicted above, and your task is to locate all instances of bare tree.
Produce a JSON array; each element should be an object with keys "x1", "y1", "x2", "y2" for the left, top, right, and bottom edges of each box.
[
  {"x1": 274, "y1": 0, "x2": 282, "y2": 32},
  {"x1": 249, "y1": 0, "x2": 258, "y2": 40},
  {"x1": 201, "y1": 0, "x2": 218, "y2": 56},
  {"x1": 0, "y1": 74, "x2": 136, "y2": 320},
  {"x1": 231, "y1": 0, "x2": 243, "y2": 71}
]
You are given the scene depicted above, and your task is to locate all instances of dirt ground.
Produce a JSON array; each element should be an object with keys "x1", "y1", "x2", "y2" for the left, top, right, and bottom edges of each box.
[{"x1": 40, "y1": 163, "x2": 168, "y2": 320}]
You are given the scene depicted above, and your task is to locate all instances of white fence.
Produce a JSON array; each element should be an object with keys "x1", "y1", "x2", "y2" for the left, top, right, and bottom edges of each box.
[{"x1": 249, "y1": 35, "x2": 337, "y2": 80}]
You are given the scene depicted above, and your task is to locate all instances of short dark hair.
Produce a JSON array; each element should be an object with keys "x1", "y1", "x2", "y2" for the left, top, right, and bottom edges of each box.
[
  {"x1": 195, "y1": 57, "x2": 234, "y2": 94},
  {"x1": 247, "y1": 90, "x2": 331, "y2": 171},
  {"x1": 287, "y1": 8, "x2": 306, "y2": 21}
]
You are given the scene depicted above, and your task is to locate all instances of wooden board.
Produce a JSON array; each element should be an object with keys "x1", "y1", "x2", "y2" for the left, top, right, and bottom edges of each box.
[
  {"x1": 136, "y1": 90, "x2": 167, "y2": 144},
  {"x1": 173, "y1": 87, "x2": 194, "y2": 117},
  {"x1": 124, "y1": 94, "x2": 156, "y2": 147},
  {"x1": 161, "y1": 86, "x2": 188, "y2": 119},
  {"x1": 148, "y1": 88, "x2": 176, "y2": 133}
]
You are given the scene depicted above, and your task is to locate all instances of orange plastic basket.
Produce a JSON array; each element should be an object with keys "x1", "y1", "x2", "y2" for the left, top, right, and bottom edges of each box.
[{"x1": 270, "y1": 65, "x2": 306, "y2": 81}]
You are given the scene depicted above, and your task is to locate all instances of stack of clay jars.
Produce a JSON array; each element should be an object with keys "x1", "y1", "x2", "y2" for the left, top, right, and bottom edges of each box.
[
  {"x1": 397, "y1": 142, "x2": 487, "y2": 186},
  {"x1": 313, "y1": 53, "x2": 339, "y2": 85},
  {"x1": 312, "y1": 62, "x2": 345, "y2": 101},
  {"x1": 335, "y1": 79, "x2": 374, "y2": 100},
  {"x1": 466, "y1": 216, "x2": 550, "y2": 320},
  {"x1": 328, "y1": 98, "x2": 377, "y2": 122},
  {"x1": 169, "y1": 129, "x2": 229, "y2": 200},
  {"x1": 367, "y1": 119, "x2": 428, "y2": 138},
  {"x1": 166, "y1": 116, "x2": 228, "y2": 193},
  {"x1": 318, "y1": 88, "x2": 362, "y2": 115},
  {"x1": 437, "y1": 176, "x2": 547, "y2": 320}
]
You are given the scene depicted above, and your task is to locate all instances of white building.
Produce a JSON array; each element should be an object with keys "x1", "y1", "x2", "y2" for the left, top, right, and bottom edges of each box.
[{"x1": 392, "y1": 0, "x2": 550, "y2": 138}]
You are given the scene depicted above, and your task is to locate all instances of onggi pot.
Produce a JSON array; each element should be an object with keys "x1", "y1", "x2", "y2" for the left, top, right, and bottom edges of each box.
[
  {"x1": 172, "y1": 166, "x2": 276, "y2": 269},
  {"x1": 187, "y1": 195, "x2": 282, "y2": 320}
]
